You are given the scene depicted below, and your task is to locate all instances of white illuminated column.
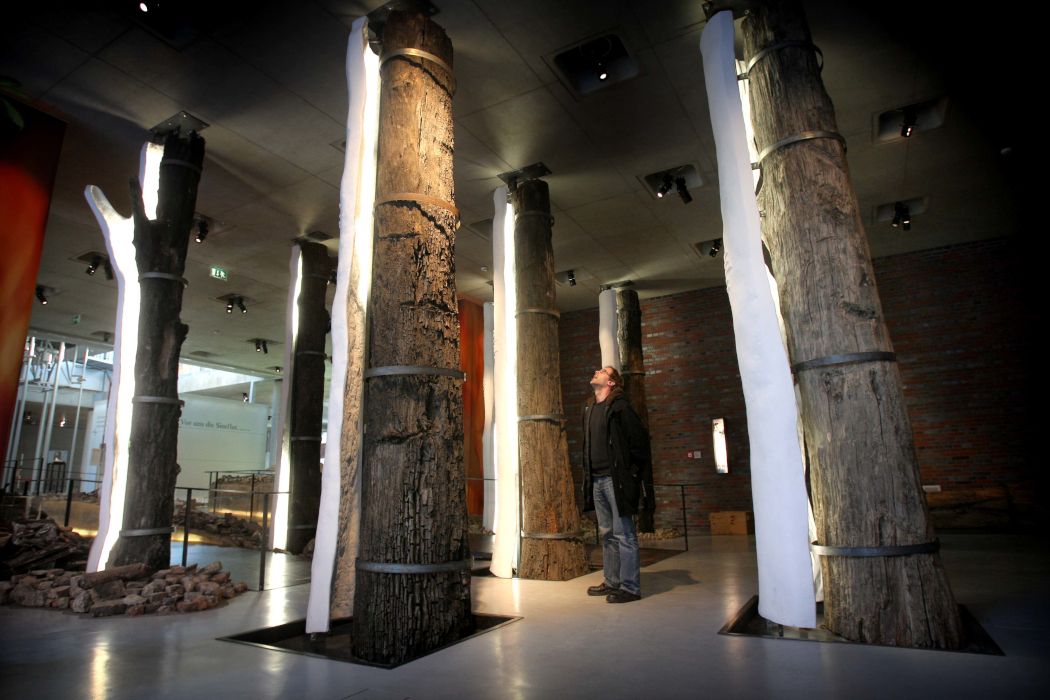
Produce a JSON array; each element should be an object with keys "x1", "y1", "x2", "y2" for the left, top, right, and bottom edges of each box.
[
  {"x1": 597, "y1": 289, "x2": 620, "y2": 370},
  {"x1": 271, "y1": 247, "x2": 303, "y2": 552},
  {"x1": 701, "y1": 11, "x2": 815, "y2": 627},
  {"x1": 489, "y1": 186, "x2": 519, "y2": 578},
  {"x1": 306, "y1": 16, "x2": 380, "y2": 633},
  {"x1": 85, "y1": 141, "x2": 164, "y2": 572}
]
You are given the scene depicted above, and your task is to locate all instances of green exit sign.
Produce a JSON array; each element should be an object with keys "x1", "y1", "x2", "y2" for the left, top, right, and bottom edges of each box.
[{"x1": 210, "y1": 266, "x2": 228, "y2": 281}]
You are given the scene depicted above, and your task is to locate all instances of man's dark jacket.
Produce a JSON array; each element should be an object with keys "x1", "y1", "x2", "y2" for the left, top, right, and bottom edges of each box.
[{"x1": 581, "y1": 389, "x2": 656, "y2": 531}]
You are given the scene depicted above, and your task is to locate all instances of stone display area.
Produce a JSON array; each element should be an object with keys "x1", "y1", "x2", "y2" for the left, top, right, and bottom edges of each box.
[{"x1": 0, "y1": 560, "x2": 248, "y2": 616}]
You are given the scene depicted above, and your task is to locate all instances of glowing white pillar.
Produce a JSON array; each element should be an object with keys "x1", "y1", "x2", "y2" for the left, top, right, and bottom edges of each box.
[
  {"x1": 85, "y1": 141, "x2": 163, "y2": 571},
  {"x1": 701, "y1": 10, "x2": 815, "y2": 627},
  {"x1": 271, "y1": 247, "x2": 303, "y2": 552},
  {"x1": 597, "y1": 289, "x2": 620, "y2": 370},
  {"x1": 306, "y1": 16, "x2": 380, "y2": 633},
  {"x1": 490, "y1": 186, "x2": 519, "y2": 578}
]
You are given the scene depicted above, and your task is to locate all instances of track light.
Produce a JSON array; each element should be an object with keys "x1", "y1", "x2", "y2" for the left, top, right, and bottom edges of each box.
[
  {"x1": 226, "y1": 298, "x2": 234, "y2": 314},
  {"x1": 255, "y1": 339, "x2": 263, "y2": 352},
  {"x1": 596, "y1": 61, "x2": 608, "y2": 81},
  {"x1": 892, "y1": 202, "x2": 912, "y2": 230},
  {"x1": 568, "y1": 270, "x2": 576, "y2": 286},
  {"x1": 35, "y1": 285, "x2": 48, "y2": 305},
  {"x1": 242, "y1": 392, "x2": 249, "y2": 403},
  {"x1": 237, "y1": 297, "x2": 247, "y2": 314},
  {"x1": 675, "y1": 176, "x2": 692, "y2": 204},
  {"x1": 262, "y1": 340, "x2": 268, "y2": 354},
  {"x1": 195, "y1": 219, "x2": 208, "y2": 244},
  {"x1": 709, "y1": 239, "x2": 722, "y2": 257},
  {"x1": 657, "y1": 174, "x2": 673, "y2": 198},
  {"x1": 86, "y1": 255, "x2": 104, "y2": 276},
  {"x1": 900, "y1": 107, "x2": 917, "y2": 138}
]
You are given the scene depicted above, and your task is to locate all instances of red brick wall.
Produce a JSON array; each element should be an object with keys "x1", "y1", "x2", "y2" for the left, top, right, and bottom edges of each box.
[{"x1": 559, "y1": 238, "x2": 1033, "y2": 533}]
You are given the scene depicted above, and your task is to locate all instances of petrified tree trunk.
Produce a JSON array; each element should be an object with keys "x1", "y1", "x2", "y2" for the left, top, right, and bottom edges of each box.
[
  {"x1": 287, "y1": 240, "x2": 332, "y2": 554},
  {"x1": 352, "y1": 11, "x2": 473, "y2": 664},
  {"x1": 742, "y1": 0, "x2": 962, "y2": 648},
  {"x1": 514, "y1": 179, "x2": 589, "y2": 580},
  {"x1": 615, "y1": 288, "x2": 649, "y2": 430},
  {"x1": 109, "y1": 131, "x2": 204, "y2": 570}
]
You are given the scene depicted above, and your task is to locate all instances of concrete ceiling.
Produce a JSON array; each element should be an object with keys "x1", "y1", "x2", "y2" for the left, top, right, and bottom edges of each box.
[{"x1": 4, "y1": 0, "x2": 1020, "y2": 379}]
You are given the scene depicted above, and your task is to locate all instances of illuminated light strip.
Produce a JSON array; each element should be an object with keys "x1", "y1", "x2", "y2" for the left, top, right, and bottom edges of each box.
[
  {"x1": 305, "y1": 15, "x2": 380, "y2": 634},
  {"x1": 85, "y1": 141, "x2": 163, "y2": 571},
  {"x1": 271, "y1": 246, "x2": 303, "y2": 552},
  {"x1": 597, "y1": 289, "x2": 620, "y2": 370},
  {"x1": 489, "y1": 187, "x2": 519, "y2": 578}
]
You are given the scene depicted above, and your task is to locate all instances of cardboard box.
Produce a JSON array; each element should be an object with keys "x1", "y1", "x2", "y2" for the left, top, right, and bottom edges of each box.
[{"x1": 709, "y1": 511, "x2": 754, "y2": 535}]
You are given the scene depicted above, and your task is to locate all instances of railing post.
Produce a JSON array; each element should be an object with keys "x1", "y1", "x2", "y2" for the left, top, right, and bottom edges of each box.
[
  {"x1": 680, "y1": 485, "x2": 689, "y2": 552},
  {"x1": 182, "y1": 488, "x2": 192, "y2": 567},
  {"x1": 259, "y1": 492, "x2": 269, "y2": 591},
  {"x1": 248, "y1": 473, "x2": 256, "y2": 523},
  {"x1": 64, "y1": 478, "x2": 75, "y2": 527}
]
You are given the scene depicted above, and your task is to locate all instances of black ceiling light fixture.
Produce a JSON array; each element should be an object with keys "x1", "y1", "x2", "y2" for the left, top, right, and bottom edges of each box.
[
  {"x1": 551, "y1": 33, "x2": 639, "y2": 97},
  {"x1": 675, "y1": 177, "x2": 693, "y2": 204},
  {"x1": 656, "y1": 174, "x2": 673, "y2": 198},
  {"x1": 226, "y1": 298, "x2": 235, "y2": 314},
  {"x1": 195, "y1": 219, "x2": 208, "y2": 244},
  {"x1": 900, "y1": 106, "x2": 917, "y2": 138},
  {"x1": 255, "y1": 339, "x2": 263, "y2": 352},
  {"x1": 237, "y1": 297, "x2": 247, "y2": 314},
  {"x1": 892, "y1": 201, "x2": 912, "y2": 230},
  {"x1": 709, "y1": 238, "x2": 722, "y2": 257},
  {"x1": 242, "y1": 392, "x2": 249, "y2": 403},
  {"x1": 35, "y1": 285, "x2": 48, "y2": 305},
  {"x1": 645, "y1": 164, "x2": 702, "y2": 203},
  {"x1": 85, "y1": 255, "x2": 104, "y2": 275}
]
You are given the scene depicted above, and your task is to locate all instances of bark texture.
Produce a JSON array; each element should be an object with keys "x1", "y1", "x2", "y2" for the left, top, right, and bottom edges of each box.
[
  {"x1": 513, "y1": 179, "x2": 589, "y2": 580},
  {"x1": 287, "y1": 241, "x2": 332, "y2": 554},
  {"x1": 109, "y1": 132, "x2": 204, "y2": 570},
  {"x1": 742, "y1": 0, "x2": 962, "y2": 648},
  {"x1": 352, "y1": 11, "x2": 473, "y2": 664},
  {"x1": 615, "y1": 288, "x2": 649, "y2": 430}
]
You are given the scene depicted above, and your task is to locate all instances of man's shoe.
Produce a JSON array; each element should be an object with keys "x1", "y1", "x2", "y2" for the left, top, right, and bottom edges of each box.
[
  {"x1": 587, "y1": 583, "x2": 618, "y2": 596},
  {"x1": 606, "y1": 590, "x2": 641, "y2": 604}
]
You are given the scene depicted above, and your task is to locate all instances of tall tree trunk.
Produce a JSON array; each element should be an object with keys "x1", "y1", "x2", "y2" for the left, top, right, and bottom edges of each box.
[
  {"x1": 514, "y1": 179, "x2": 589, "y2": 580},
  {"x1": 615, "y1": 288, "x2": 649, "y2": 430},
  {"x1": 742, "y1": 0, "x2": 962, "y2": 648},
  {"x1": 287, "y1": 241, "x2": 332, "y2": 554},
  {"x1": 352, "y1": 10, "x2": 473, "y2": 664},
  {"x1": 109, "y1": 131, "x2": 204, "y2": 570}
]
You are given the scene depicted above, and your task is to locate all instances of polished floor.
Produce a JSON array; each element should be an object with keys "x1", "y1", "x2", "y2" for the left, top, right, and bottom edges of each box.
[{"x1": 1, "y1": 534, "x2": 1047, "y2": 700}]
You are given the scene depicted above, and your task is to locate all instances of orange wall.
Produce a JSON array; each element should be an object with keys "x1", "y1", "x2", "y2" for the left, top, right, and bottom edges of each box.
[{"x1": 459, "y1": 299, "x2": 485, "y2": 515}]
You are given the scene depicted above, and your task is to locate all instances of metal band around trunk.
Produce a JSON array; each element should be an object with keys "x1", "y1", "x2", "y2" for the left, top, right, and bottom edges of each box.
[
  {"x1": 516, "y1": 307, "x2": 560, "y2": 319},
  {"x1": 357, "y1": 558, "x2": 473, "y2": 574},
  {"x1": 514, "y1": 210, "x2": 555, "y2": 226},
  {"x1": 290, "y1": 436, "x2": 322, "y2": 442},
  {"x1": 139, "y1": 272, "x2": 188, "y2": 286},
  {"x1": 365, "y1": 365, "x2": 466, "y2": 380},
  {"x1": 518, "y1": 414, "x2": 564, "y2": 423},
  {"x1": 296, "y1": 350, "x2": 327, "y2": 357},
  {"x1": 620, "y1": 370, "x2": 647, "y2": 376},
  {"x1": 741, "y1": 40, "x2": 823, "y2": 79},
  {"x1": 132, "y1": 396, "x2": 184, "y2": 407},
  {"x1": 160, "y1": 158, "x2": 203, "y2": 174},
  {"x1": 521, "y1": 531, "x2": 581, "y2": 540},
  {"x1": 754, "y1": 130, "x2": 846, "y2": 168},
  {"x1": 810, "y1": 540, "x2": 939, "y2": 558},
  {"x1": 381, "y1": 48, "x2": 454, "y2": 83},
  {"x1": 792, "y1": 351, "x2": 897, "y2": 374},
  {"x1": 376, "y1": 193, "x2": 459, "y2": 219},
  {"x1": 120, "y1": 526, "x2": 174, "y2": 537}
]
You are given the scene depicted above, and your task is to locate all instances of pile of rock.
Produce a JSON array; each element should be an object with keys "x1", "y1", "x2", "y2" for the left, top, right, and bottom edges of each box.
[
  {"x1": 0, "y1": 517, "x2": 91, "y2": 578},
  {"x1": 174, "y1": 506, "x2": 263, "y2": 549},
  {"x1": 0, "y1": 561, "x2": 248, "y2": 616}
]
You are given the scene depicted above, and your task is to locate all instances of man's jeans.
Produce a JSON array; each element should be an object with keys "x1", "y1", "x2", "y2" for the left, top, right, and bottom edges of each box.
[{"x1": 593, "y1": 475, "x2": 640, "y2": 595}]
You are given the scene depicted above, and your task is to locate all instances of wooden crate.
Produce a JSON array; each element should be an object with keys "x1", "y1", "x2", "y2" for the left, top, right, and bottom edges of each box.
[{"x1": 709, "y1": 510, "x2": 754, "y2": 535}]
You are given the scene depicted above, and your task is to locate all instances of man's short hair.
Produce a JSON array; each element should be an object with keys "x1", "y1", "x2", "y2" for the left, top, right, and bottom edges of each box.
[{"x1": 605, "y1": 366, "x2": 622, "y2": 387}]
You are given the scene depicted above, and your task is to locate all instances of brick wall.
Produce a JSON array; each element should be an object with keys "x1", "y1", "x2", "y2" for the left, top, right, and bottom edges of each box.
[{"x1": 559, "y1": 237, "x2": 1033, "y2": 533}]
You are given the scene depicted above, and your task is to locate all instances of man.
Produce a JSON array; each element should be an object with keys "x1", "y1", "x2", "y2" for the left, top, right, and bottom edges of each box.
[{"x1": 581, "y1": 366, "x2": 654, "y2": 603}]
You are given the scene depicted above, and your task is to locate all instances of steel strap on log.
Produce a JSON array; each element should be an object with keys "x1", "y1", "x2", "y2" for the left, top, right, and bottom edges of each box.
[
  {"x1": 357, "y1": 558, "x2": 473, "y2": 574},
  {"x1": 160, "y1": 158, "x2": 203, "y2": 174},
  {"x1": 119, "y1": 526, "x2": 174, "y2": 537},
  {"x1": 380, "y1": 48, "x2": 456, "y2": 93},
  {"x1": 518, "y1": 414, "x2": 564, "y2": 423},
  {"x1": 516, "y1": 307, "x2": 560, "y2": 319},
  {"x1": 375, "y1": 193, "x2": 460, "y2": 221},
  {"x1": 753, "y1": 129, "x2": 846, "y2": 168},
  {"x1": 740, "y1": 40, "x2": 823, "y2": 79},
  {"x1": 521, "y1": 531, "x2": 581, "y2": 540},
  {"x1": 810, "y1": 540, "x2": 940, "y2": 558},
  {"x1": 290, "y1": 436, "x2": 323, "y2": 442},
  {"x1": 296, "y1": 350, "x2": 327, "y2": 357},
  {"x1": 365, "y1": 365, "x2": 466, "y2": 381},
  {"x1": 792, "y1": 351, "x2": 897, "y2": 374},
  {"x1": 132, "y1": 395, "x2": 185, "y2": 407},
  {"x1": 139, "y1": 272, "x2": 188, "y2": 287},
  {"x1": 514, "y1": 210, "x2": 555, "y2": 226}
]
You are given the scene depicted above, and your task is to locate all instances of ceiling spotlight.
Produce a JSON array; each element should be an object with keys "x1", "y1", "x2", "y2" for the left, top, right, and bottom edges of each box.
[
  {"x1": 262, "y1": 340, "x2": 268, "y2": 355},
  {"x1": 891, "y1": 202, "x2": 912, "y2": 230},
  {"x1": 272, "y1": 366, "x2": 282, "y2": 374},
  {"x1": 226, "y1": 298, "x2": 234, "y2": 314},
  {"x1": 59, "y1": 415, "x2": 67, "y2": 428},
  {"x1": 86, "y1": 255, "x2": 104, "y2": 276},
  {"x1": 709, "y1": 239, "x2": 722, "y2": 257},
  {"x1": 35, "y1": 285, "x2": 48, "y2": 305},
  {"x1": 596, "y1": 61, "x2": 608, "y2": 81},
  {"x1": 568, "y1": 270, "x2": 577, "y2": 287},
  {"x1": 900, "y1": 107, "x2": 917, "y2": 138},
  {"x1": 675, "y1": 177, "x2": 692, "y2": 204},
  {"x1": 242, "y1": 392, "x2": 249, "y2": 403},
  {"x1": 139, "y1": 2, "x2": 149, "y2": 12},
  {"x1": 237, "y1": 297, "x2": 247, "y2": 314},
  {"x1": 195, "y1": 219, "x2": 208, "y2": 244},
  {"x1": 255, "y1": 339, "x2": 263, "y2": 352},
  {"x1": 657, "y1": 174, "x2": 673, "y2": 198}
]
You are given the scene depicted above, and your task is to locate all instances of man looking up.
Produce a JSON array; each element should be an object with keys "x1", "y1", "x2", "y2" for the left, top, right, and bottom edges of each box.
[{"x1": 581, "y1": 366, "x2": 654, "y2": 603}]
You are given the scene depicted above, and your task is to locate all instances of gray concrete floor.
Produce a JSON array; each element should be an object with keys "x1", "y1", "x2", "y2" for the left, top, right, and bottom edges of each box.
[{"x1": 1, "y1": 533, "x2": 1047, "y2": 700}]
